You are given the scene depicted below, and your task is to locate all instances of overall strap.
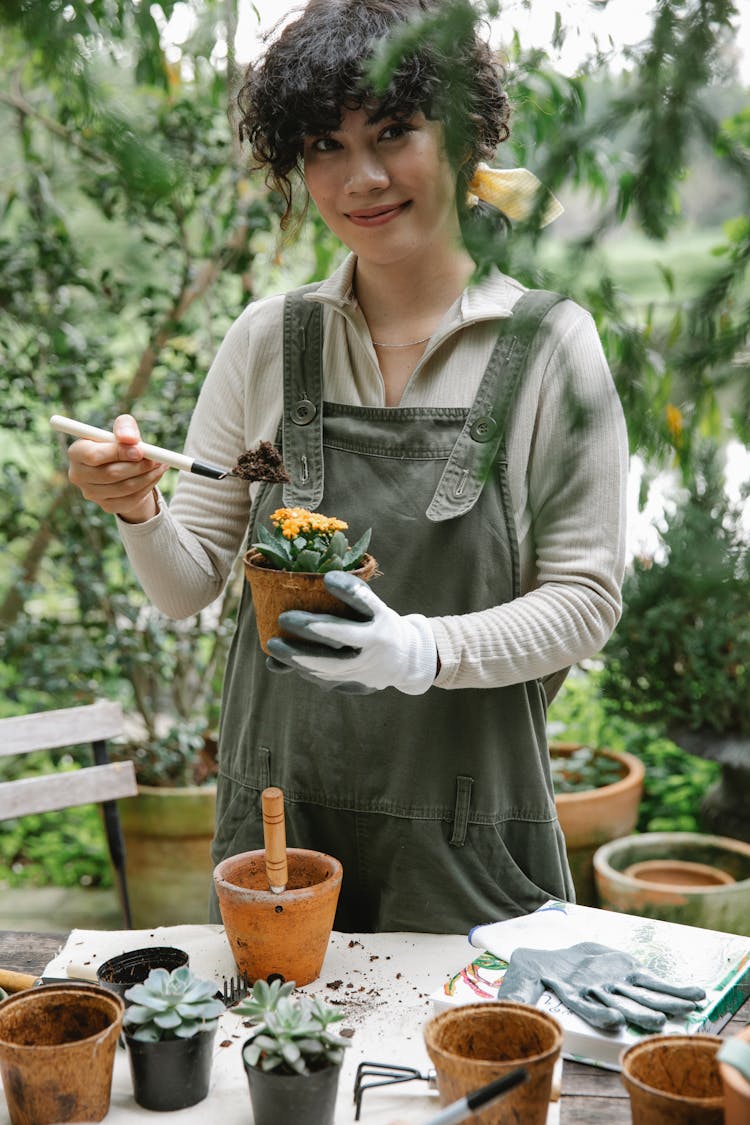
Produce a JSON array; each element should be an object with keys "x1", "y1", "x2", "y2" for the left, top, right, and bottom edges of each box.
[
  {"x1": 281, "y1": 285, "x2": 325, "y2": 509},
  {"x1": 426, "y1": 289, "x2": 567, "y2": 522}
]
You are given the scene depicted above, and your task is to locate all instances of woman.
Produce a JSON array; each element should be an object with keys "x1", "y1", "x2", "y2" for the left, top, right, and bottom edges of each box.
[{"x1": 67, "y1": 0, "x2": 628, "y2": 932}]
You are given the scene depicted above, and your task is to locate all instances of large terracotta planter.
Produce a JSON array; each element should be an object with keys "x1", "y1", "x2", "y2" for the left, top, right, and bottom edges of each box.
[
  {"x1": 620, "y1": 1033, "x2": 724, "y2": 1124},
  {"x1": 0, "y1": 983, "x2": 124, "y2": 1125},
  {"x1": 243, "y1": 549, "x2": 378, "y2": 654},
  {"x1": 719, "y1": 1025, "x2": 750, "y2": 1125},
  {"x1": 213, "y1": 848, "x2": 342, "y2": 986},
  {"x1": 594, "y1": 831, "x2": 750, "y2": 935},
  {"x1": 423, "y1": 1002, "x2": 562, "y2": 1125},
  {"x1": 118, "y1": 783, "x2": 217, "y2": 927},
  {"x1": 552, "y1": 742, "x2": 645, "y2": 906}
]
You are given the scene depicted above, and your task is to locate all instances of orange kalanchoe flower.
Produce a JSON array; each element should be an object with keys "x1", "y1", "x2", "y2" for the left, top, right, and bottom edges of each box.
[
  {"x1": 254, "y1": 508, "x2": 370, "y2": 573},
  {"x1": 270, "y1": 508, "x2": 348, "y2": 540}
]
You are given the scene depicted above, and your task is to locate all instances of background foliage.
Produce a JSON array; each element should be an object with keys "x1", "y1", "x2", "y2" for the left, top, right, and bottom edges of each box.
[
  {"x1": 1, "y1": 0, "x2": 748, "y2": 886},
  {"x1": 602, "y1": 442, "x2": 750, "y2": 741},
  {"x1": 548, "y1": 669, "x2": 720, "y2": 834}
]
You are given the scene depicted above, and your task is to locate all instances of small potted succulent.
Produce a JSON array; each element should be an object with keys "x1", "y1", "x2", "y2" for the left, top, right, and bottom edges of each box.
[
  {"x1": 122, "y1": 965, "x2": 225, "y2": 1111},
  {"x1": 236, "y1": 978, "x2": 351, "y2": 1125},
  {"x1": 243, "y1": 507, "x2": 377, "y2": 653}
]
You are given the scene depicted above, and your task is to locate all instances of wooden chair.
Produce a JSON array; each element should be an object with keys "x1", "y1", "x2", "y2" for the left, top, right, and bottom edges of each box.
[{"x1": 0, "y1": 700, "x2": 137, "y2": 927}]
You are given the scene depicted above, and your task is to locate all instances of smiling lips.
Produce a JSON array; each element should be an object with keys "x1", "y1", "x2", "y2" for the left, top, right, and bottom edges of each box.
[{"x1": 345, "y1": 202, "x2": 410, "y2": 227}]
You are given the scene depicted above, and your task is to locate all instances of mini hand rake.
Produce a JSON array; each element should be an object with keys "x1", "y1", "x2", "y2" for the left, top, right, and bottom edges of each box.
[{"x1": 353, "y1": 1060, "x2": 437, "y2": 1120}]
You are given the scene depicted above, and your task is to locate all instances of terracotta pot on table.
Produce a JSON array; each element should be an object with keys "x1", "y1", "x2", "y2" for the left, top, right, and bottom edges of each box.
[{"x1": 213, "y1": 847, "x2": 342, "y2": 986}]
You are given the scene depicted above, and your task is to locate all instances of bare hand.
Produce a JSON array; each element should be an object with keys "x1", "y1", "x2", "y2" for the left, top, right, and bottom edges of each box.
[{"x1": 66, "y1": 414, "x2": 167, "y2": 522}]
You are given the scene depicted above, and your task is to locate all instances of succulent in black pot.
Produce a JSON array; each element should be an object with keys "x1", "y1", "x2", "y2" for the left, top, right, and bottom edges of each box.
[
  {"x1": 236, "y1": 978, "x2": 351, "y2": 1125},
  {"x1": 122, "y1": 965, "x2": 224, "y2": 1111}
]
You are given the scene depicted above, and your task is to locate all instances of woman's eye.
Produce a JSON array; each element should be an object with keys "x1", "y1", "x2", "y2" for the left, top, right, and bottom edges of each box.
[
  {"x1": 380, "y1": 122, "x2": 414, "y2": 142},
  {"x1": 308, "y1": 136, "x2": 339, "y2": 153}
]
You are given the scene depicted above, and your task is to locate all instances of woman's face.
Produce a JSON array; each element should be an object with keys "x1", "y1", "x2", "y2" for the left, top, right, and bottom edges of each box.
[{"x1": 302, "y1": 107, "x2": 461, "y2": 271}]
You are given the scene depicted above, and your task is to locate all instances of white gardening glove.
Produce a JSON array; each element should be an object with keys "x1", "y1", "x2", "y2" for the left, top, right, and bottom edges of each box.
[{"x1": 265, "y1": 571, "x2": 438, "y2": 695}]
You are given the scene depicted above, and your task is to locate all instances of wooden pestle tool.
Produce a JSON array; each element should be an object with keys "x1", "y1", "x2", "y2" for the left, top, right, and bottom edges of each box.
[
  {"x1": 0, "y1": 969, "x2": 38, "y2": 993},
  {"x1": 261, "y1": 786, "x2": 288, "y2": 894},
  {"x1": 0, "y1": 963, "x2": 98, "y2": 993}
]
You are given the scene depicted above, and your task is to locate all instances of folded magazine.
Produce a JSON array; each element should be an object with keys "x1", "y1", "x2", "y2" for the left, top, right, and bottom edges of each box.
[{"x1": 431, "y1": 900, "x2": 750, "y2": 1069}]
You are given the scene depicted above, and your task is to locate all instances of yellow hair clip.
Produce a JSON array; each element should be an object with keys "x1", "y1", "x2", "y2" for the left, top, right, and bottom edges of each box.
[{"x1": 467, "y1": 164, "x2": 563, "y2": 227}]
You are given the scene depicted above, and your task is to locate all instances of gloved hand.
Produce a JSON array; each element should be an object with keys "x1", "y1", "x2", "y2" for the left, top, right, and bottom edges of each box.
[
  {"x1": 496, "y1": 942, "x2": 706, "y2": 1033},
  {"x1": 265, "y1": 571, "x2": 438, "y2": 696}
]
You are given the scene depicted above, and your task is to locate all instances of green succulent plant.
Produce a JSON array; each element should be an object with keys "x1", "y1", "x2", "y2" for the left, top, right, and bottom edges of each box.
[
  {"x1": 237, "y1": 978, "x2": 351, "y2": 1076},
  {"x1": 251, "y1": 507, "x2": 371, "y2": 573},
  {"x1": 550, "y1": 745, "x2": 626, "y2": 793},
  {"x1": 122, "y1": 966, "x2": 225, "y2": 1042}
]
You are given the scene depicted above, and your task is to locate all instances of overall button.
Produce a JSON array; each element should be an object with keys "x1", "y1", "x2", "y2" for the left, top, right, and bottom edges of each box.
[
  {"x1": 291, "y1": 399, "x2": 317, "y2": 425},
  {"x1": 470, "y1": 415, "x2": 497, "y2": 442}
]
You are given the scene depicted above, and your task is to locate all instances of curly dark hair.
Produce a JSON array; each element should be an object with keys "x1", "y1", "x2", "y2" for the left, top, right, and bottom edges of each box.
[{"x1": 238, "y1": 0, "x2": 510, "y2": 227}]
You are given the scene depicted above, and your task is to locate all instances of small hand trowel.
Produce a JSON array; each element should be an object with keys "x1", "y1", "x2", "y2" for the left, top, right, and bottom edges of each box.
[
  {"x1": 261, "y1": 786, "x2": 288, "y2": 894},
  {"x1": 0, "y1": 963, "x2": 98, "y2": 994}
]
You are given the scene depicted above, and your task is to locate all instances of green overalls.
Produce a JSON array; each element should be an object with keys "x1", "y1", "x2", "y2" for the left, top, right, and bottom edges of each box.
[{"x1": 209, "y1": 286, "x2": 575, "y2": 932}]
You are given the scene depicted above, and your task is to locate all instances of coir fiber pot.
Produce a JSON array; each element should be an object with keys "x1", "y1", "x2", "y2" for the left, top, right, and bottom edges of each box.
[
  {"x1": 423, "y1": 1001, "x2": 562, "y2": 1125},
  {"x1": 96, "y1": 945, "x2": 189, "y2": 999},
  {"x1": 242, "y1": 1042, "x2": 341, "y2": 1125},
  {"x1": 718, "y1": 1025, "x2": 750, "y2": 1125},
  {"x1": 620, "y1": 1033, "x2": 724, "y2": 1125},
  {"x1": 213, "y1": 848, "x2": 342, "y2": 986},
  {"x1": 0, "y1": 983, "x2": 124, "y2": 1125},
  {"x1": 243, "y1": 549, "x2": 378, "y2": 655},
  {"x1": 594, "y1": 831, "x2": 750, "y2": 935},
  {"x1": 125, "y1": 1025, "x2": 217, "y2": 1111}
]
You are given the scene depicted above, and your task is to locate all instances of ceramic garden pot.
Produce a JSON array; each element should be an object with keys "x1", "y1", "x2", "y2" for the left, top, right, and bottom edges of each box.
[
  {"x1": 242, "y1": 1044, "x2": 342, "y2": 1125},
  {"x1": 423, "y1": 1001, "x2": 562, "y2": 1125},
  {"x1": 96, "y1": 945, "x2": 189, "y2": 999},
  {"x1": 0, "y1": 983, "x2": 124, "y2": 1125},
  {"x1": 243, "y1": 549, "x2": 378, "y2": 654},
  {"x1": 213, "y1": 848, "x2": 343, "y2": 986},
  {"x1": 118, "y1": 782, "x2": 217, "y2": 927},
  {"x1": 594, "y1": 831, "x2": 750, "y2": 935},
  {"x1": 551, "y1": 742, "x2": 644, "y2": 906},
  {"x1": 623, "y1": 859, "x2": 735, "y2": 887},
  {"x1": 718, "y1": 1025, "x2": 750, "y2": 1125},
  {"x1": 620, "y1": 1033, "x2": 724, "y2": 1125},
  {"x1": 125, "y1": 1026, "x2": 217, "y2": 1111}
]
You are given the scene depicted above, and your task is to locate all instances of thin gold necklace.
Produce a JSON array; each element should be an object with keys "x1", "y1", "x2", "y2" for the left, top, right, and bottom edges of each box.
[{"x1": 371, "y1": 334, "x2": 431, "y2": 348}]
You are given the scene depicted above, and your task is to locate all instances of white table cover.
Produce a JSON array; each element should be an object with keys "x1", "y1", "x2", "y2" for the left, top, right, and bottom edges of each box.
[{"x1": 0, "y1": 925, "x2": 560, "y2": 1124}]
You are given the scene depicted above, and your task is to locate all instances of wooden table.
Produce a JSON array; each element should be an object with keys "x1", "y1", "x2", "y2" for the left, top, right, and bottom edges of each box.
[{"x1": 1, "y1": 929, "x2": 748, "y2": 1124}]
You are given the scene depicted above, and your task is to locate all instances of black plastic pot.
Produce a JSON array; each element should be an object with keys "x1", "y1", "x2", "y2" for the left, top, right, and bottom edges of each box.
[
  {"x1": 125, "y1": 1027, "x2": 217, "y2": 1111},
  {"x1": 242, "y1": 1042, "x2": 342, "y2": 1125},
  {"x1": 96, "y1": 946, "x2": 189, "y2": 1000}
]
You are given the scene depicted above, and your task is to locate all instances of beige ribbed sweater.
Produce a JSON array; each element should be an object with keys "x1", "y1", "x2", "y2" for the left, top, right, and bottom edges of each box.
[{"x1": 118, "y1": 254, "x2": 628, "y2": 690}]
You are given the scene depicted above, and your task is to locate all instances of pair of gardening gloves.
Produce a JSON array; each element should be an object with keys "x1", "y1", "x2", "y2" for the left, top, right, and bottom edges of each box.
[
  {"x1": 266, "y1": 571, "x2": 438, "y2": 695},
  {"x1": 496, "y1": 942, "x2": 706, "y2": 1033}
]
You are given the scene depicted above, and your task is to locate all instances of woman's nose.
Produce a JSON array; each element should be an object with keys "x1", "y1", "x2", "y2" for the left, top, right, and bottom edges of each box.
[{"x1": 345, "y1": 149, "x2": 390, "y2": 193}]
